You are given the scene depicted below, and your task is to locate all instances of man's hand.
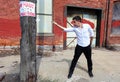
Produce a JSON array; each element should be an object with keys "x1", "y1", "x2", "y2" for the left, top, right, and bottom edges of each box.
[
  {"x1": 90, "y1": 37, "x2": 93, "y2": 45},
  {"x1": 52, "y1": 21, "x2": 57, "y2": 25}
]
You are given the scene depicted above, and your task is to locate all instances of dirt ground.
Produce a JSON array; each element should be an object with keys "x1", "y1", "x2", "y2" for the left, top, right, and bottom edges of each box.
[{"x1": 0, "y1": 48, "x2": 120, "y2": 82}]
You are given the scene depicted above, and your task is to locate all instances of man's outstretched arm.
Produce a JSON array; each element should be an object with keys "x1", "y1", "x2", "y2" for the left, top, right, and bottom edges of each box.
[{"x1": 53, "y1": 21, "x2": 66, "y2": 30}]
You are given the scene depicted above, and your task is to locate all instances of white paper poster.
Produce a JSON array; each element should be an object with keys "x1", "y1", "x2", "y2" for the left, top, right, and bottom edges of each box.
[{"x1": 20, "y1": 1, "x2": 35, "y2": 17}]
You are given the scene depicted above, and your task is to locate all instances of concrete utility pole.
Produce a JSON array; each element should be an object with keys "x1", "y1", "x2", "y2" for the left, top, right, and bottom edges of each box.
[{"x1": 19, "y1": 0, "x2": 37, "y2": 82}]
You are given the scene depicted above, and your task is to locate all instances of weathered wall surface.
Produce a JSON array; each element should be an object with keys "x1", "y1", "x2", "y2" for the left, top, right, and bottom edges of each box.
[{"x1": 0, "y1": 0, "x2": 21, "y2": 46}]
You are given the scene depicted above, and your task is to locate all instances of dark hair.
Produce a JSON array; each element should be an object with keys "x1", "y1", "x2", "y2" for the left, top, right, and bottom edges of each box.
[{"x1": 72, "y1": 16, "x2": 82, "y2": 22}]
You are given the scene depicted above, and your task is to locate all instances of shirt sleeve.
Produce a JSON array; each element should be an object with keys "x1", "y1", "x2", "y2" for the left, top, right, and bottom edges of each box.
[
  {"x1": 88, "y1": 24, "x2": 94, "y2": 37},
  {"x1": 64, "y1": 28, "x2": 74, "y2": 32}
]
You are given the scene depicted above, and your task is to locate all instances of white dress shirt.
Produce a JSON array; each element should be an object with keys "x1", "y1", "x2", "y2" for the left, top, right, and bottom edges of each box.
[{"x1": 64, "y1": 24, "x2": 94, "y2": 47}]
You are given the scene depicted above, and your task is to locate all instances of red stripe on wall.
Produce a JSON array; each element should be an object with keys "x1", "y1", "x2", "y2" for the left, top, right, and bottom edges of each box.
[
  {"x1": 0, "y1": 18, "x2": 21, "y2": 38},
  {"x1": 112, "y1": 20, "x2": 120, "y2": 28},
  {"x1": 82, "y1": 19, "x2": 95, "y2": 29},
  {"x1": 0, "y1": 18, "x2": 21, "y2": 46}
]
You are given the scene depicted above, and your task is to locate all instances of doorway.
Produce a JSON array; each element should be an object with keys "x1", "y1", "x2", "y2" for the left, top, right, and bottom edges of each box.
[{"x1": 65, "y1": 6, "x2": 102, "y2": 47}]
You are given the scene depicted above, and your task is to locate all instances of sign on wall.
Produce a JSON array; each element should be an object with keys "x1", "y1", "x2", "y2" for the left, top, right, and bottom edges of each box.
[{"x1": 20, "y1": 1, "x2": 35, "y2": 17}]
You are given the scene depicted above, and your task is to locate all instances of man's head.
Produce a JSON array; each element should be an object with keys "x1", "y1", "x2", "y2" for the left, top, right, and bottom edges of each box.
[
  {"x1": 72, "y1": 16, "x2": 82, "y2": 22},
  {"x1": 71, "y1": 16, "x2": 82, "y2": 27}
]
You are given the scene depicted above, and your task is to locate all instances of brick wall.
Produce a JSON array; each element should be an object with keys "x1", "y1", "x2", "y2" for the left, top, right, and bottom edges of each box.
[
  {"x1": 0, "y1": 0, "x2": 19, "y2": 19},
  {"x1": 109, "y1": 36, "x2": 120, "y2": 44},
  {"x1": 0, "y1": 0, "x2": 21, "y2": 46},
  {"x1": 0, "y1": 0, "x2": 119, "y2": 47}
]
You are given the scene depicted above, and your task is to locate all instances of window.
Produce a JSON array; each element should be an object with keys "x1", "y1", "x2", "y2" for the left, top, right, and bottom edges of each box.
[
  {"x1": 111, "y1": 2, "x2": 120, "y2": 35},
  {"x1": 36, "y1": 0, "x2": 53, "y2": 33}
]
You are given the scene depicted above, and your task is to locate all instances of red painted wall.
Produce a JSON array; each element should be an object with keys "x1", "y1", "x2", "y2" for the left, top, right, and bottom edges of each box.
[
  {"x1": 0, "y1": 0, "x2": 21, "y2": 46},
  {"x1": 0, "y1": 0, "x2": 119, "y2": 47}
]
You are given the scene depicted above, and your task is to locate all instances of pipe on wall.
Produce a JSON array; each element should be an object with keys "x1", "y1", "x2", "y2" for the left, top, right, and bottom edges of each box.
[{"x1": 105, "y1": 0, "x2": 110, "y2": 47}]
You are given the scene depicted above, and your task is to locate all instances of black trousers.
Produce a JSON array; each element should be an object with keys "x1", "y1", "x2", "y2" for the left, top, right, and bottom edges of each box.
[{"x1": 68, "y1": 44, "x2": 93, "y2": 75}]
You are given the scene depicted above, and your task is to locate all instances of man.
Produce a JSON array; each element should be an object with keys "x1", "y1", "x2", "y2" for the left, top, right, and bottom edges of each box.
[{"x1": 53, "y1": 16, "x2": 94, "y2": 78}]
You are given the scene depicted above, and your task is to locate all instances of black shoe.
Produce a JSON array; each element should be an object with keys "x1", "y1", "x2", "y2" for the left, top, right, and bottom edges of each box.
[
  {"x1": 88, "y1": 71, "x2": 93, "y2": 77},
  {"x1": 67, "y1": 73, "x2": 72, "y2": 79}
]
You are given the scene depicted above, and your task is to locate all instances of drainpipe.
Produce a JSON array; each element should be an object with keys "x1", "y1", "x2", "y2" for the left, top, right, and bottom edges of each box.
[{"x1": 105, "y1": 0, "x2": 110, "y2": 48}]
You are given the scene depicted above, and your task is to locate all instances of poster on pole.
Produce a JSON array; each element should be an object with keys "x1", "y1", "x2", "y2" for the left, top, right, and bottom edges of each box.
[{"x1": 20, "y1": 1, "x2": 35, "y2": 17}]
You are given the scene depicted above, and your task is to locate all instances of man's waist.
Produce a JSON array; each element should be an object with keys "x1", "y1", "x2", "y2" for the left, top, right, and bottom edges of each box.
[{"x1": 77, "y1": 42, "x2": 90, "y2": 47}]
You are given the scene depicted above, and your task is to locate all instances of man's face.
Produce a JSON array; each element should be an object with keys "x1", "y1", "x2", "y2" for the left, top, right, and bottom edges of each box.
[{"x1": 71, "y1": 20, "x2": 81, "y2": 27}]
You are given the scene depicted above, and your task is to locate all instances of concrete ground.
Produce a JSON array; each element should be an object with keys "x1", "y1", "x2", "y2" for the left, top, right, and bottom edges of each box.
[
  {"x1": 36, "y1": 48, "x2": 120, "y2": 82},
  {"x1": 0, "y1": 48, "x2": 120, "y2": 82}
]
